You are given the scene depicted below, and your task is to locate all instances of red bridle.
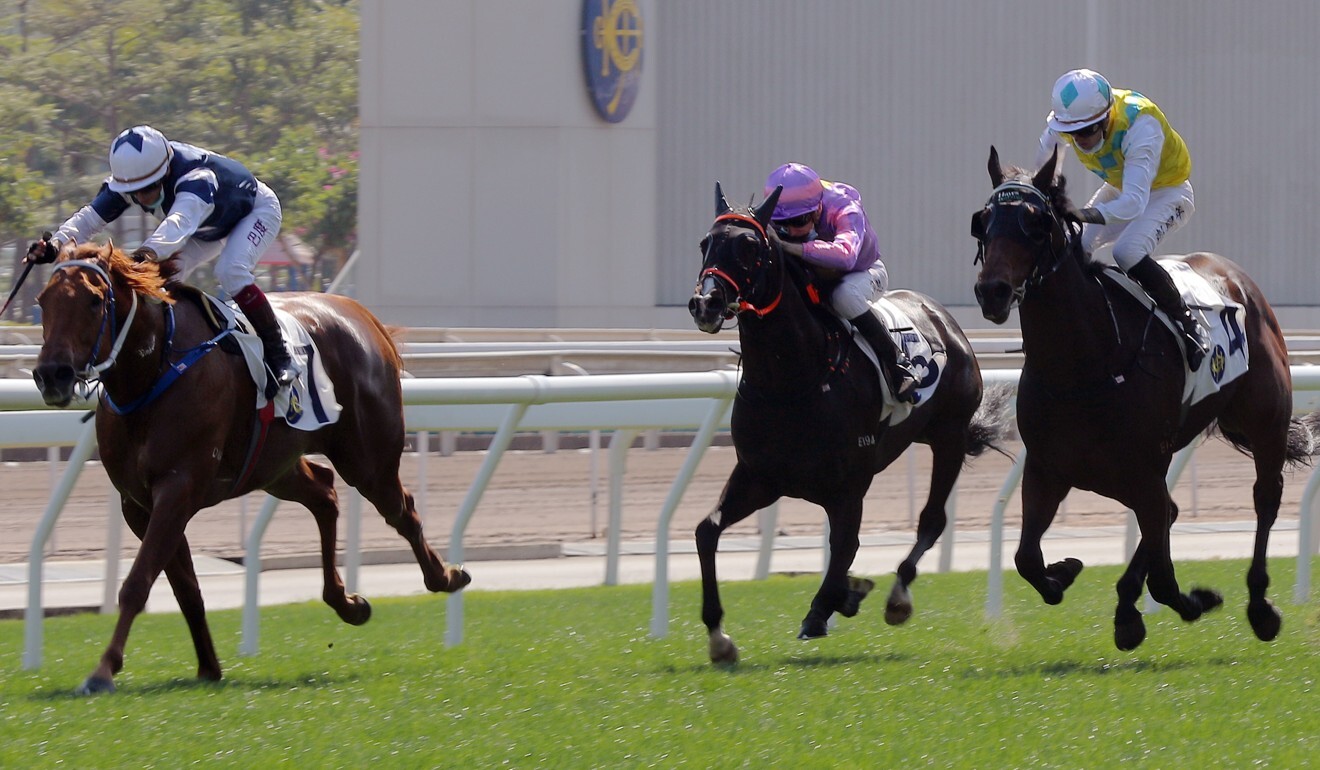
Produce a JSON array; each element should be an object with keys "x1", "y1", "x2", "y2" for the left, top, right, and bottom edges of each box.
[{"x1": 697, "y1": 212, "x2": 783, "y2": 318}]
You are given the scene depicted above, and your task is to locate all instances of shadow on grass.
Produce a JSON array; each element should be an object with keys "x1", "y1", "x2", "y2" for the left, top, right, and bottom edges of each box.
[
  {"x1": 27, "y1": 670, "x2": 362, "y2": 701},
  {"x1": 959, "y1": 656, "x2": 1240, "y2": 681},
  {"x1": 659, "y1": 650, "x2": 912, "y2": 675}
]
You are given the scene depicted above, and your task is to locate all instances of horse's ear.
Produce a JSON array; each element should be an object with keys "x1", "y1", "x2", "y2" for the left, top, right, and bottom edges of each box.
[
  {"x1": 753, "y1": 185, "x2": 782, "y2": 227},
  {"x1": 1032, "y1": 145, "x2": 1060, "y2": 191},
  {"x1": 715, "y1": 181, "x2": 732, "y2": 216},
  {"x1": 102, "y1": 240, "x2": 115, "y2": 261},
  {"x1": 988, "y1": 146, "x2": 1004, "y2": 187}
]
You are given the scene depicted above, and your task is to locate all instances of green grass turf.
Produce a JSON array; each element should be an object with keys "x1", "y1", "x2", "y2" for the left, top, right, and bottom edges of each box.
[{"x1": 1, "y1": 558, "x2": 1317, "y2": 768}]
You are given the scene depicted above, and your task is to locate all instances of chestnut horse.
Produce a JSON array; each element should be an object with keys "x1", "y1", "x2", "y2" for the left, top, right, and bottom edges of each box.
[
  {"x1": 688, "y1": 184, "x2": 1009, "y2": 664},
  {"x1": 33, "y1": 242, "x2": 470, "y2": 694},
  {"x1": 972, "y1": 147, "x2": 1317, "y2": 649}
]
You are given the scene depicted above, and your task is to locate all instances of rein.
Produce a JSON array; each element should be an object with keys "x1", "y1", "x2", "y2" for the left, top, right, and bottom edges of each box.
[
  {"x1": 52, "y1": 260, "x2": 140, "y2": 394},
  {"x1": 54, "y1": 259, "x2": 229, "y2": 414},
  {"x1": 698, "y1": 212, "x2": 784, "y2": 318}
]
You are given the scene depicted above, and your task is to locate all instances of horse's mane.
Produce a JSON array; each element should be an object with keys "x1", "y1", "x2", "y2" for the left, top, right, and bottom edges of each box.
[
  {"x1": 1000, "y1": 164, "x2": 1102, "y2": 275},
  {"x1": 63, "y1": 242, "x2": 176, "y2": 304}
]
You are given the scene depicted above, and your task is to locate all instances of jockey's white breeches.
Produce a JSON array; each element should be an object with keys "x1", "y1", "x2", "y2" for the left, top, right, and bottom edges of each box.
[
  {"x1": 1082, "y1": 181, "x2": 1195, "y2": 271},
  {"x1": 831, "y1": 262, "x2": 890, "y2": 319},
  {"x1": 173, "y1": 181, "x2": 283, "y2": 297}
]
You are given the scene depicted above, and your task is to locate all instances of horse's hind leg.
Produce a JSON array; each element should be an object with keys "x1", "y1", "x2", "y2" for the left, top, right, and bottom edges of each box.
[
  {"x1": 886, "y1": 430, "x2": 965, "y2": 625},
  {"x1": 696, "y1": 463, "x2": 778, "y2": 664},
  {"x1": 1135, "y1": 490, "x2": 1223, "y2": 633},
  {"x1": 267, "y1": 458, "x2": 371, "y2": 625},
  {"x1": 1245, "y1": 447, "x2": 1285, "y2": 641},
  {"x1": 330, "y1": 449, "x2": 470, "y2": 594}
]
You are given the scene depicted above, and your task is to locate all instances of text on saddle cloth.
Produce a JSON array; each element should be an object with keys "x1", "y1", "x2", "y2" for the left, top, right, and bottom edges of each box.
[
  {"x1": 1104, "y1": 260, "x2": 1249, "y2": 406},
  {"x1": 198, "y1": 294, "x2": 342, "y2": 430},
  {"x1": 851, "y1": 296, "x2": 945, "y2": 426}
]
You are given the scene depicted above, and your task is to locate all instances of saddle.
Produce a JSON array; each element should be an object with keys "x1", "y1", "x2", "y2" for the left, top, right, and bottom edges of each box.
[{"x1": 167, "y1": 283, "x2": 244, "y2": 356}]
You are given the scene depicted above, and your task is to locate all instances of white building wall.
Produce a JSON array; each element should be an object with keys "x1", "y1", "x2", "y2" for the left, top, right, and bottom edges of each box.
[
  {"x1": 359, "y1": 0, "x2": 663, "y2": 327},
  {"x1": 361, "y1": 1, "x2": 1320, "y2": 330}
]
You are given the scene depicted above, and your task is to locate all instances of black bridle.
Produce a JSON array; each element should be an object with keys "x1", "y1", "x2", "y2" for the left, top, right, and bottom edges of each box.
[{"x1": 972, "y1": 181, "x2": 1075, "y2": 310}]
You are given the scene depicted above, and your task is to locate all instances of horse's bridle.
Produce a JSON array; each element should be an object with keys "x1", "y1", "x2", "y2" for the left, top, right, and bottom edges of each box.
[
  {"x1": 696, "y1": 212, "x2": 785, "y2": 319},
  {"x1": 973, "y1": 181, "x2": 1074, "y2": 310},
  {"x1": 52, "y1": 260, "x2": 140, "y2": 391}
]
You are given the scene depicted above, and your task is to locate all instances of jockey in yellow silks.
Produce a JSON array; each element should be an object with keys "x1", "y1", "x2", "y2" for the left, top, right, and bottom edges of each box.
[{"x1": 1034, "y1": 69, "x2": 1209, "y2": 371}]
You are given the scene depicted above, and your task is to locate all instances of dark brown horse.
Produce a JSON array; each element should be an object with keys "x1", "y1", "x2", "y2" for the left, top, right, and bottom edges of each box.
[
  {"x1": 972, "y1": 147, "x2": 1318, "y2": 649},
  {"x1": 33, "y1": 242, "x2": 471, "y2": 694},
  {"x1": 687, "y1": 184, "x2": 1009, "y2": 664}
]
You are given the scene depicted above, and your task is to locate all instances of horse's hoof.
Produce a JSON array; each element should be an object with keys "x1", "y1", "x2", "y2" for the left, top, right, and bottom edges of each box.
[
  {"x1": 75, "y1": 676, "x2": 115, "y2": 696},
  {"x1": 1191, "y1": 588, "x2": 1223, "y2": 613},
  {"x1": 1247, "y1": 599, "x2": 1282, "y2": 641},
  {"x1": 708, "y1": 629, "x2": 739, "y2": 665},
  {"x1": 797, "y1": 618, "x2": 829, "y2": 640},
  {"x1": 341, "y1": 594, "x2": 372, "y2": 626},
  {"x1": 838, "y1": 576, "x2": 875, "y2": 618},
  {"x1": 884, "y1": 600, "x2": 913, "y2": 626},
  {"x1": 884, "y1": 580, "x2": 913, "y2": 625},
  {"x1": 1046, "y1": 558, "x2": 1084, "y2": 589},
  {"x1": 1114, "y1": 618, "x2": 1146, "y2": 651},
  {"x1": 447, "y1": 567, "x2": 472, "y2": 593}
]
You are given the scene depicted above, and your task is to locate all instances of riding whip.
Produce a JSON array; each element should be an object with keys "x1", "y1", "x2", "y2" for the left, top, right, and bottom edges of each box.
[{"x1": 0, "y1": 231, "x2": 50, "y2": 317}]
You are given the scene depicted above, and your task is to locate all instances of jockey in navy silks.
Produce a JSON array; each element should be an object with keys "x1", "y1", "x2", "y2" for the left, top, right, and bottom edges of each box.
[{"x1": 28, "y1": 125, "x2": 296, "y2": 391}]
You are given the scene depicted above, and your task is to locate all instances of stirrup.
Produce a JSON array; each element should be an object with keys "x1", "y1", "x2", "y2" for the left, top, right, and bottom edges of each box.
[
  {"x1": 1181, "y1": 325, "x2": 1208, "y2": 372},
  {"x1": 892, "y1": 364, "x2": 921, "y2": 404}
]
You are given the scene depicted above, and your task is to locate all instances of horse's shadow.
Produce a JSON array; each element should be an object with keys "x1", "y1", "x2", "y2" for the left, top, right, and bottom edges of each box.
[{"x1": 26, "y1": 671, "x2": 362, "y2": 701}]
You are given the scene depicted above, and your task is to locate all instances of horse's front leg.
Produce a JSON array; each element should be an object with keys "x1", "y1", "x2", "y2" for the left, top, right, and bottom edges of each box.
[
  {"x1": 696, "y1": 463, "x2": 777, "y2": 664},
  {"x1": 78, "y1": 480, "x2": 199, "y2": 695},
  {"x1": 886, "y1": 430, "x2": 966, "y2": 625},
  {"x1": 799, "y1": 497, "x2": 864, "y2": 640},
  {"x1": 1014, "y1": 461, "x2": 1081, "y2": 606}
]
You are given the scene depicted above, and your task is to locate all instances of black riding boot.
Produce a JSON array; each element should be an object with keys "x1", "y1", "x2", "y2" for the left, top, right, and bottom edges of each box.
[
  {"x1": 1125, "y1": 256, "x2": 1209, "y2": 372},
  {"x1": 851, "y1": 311, "x2": 920, "y2": 404},
  {"x1": 234, "y1": 285, "x2": 297, "y2": 394}
]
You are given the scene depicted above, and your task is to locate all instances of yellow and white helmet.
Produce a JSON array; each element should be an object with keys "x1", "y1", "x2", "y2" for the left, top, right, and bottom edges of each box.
[{"x1": 1047, "y1": 69, "x2": 1113, "y2": 133}]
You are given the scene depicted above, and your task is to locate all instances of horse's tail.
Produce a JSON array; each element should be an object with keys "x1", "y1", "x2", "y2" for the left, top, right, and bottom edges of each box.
[
  {"x1": 965, "y1": 381, "x2": 1015, "y2": 460},
  {"x1": 1221, "y1": 411, "x2": 1320, "y2": 469},
  {"x1": 1284, "y1": 411, "x2": 1320, "y2": 468}
]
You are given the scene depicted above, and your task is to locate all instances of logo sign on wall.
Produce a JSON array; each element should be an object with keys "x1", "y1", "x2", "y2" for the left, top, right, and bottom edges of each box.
[{"x1": 581, "y1": 0, "x2": 644, "y2": 123}]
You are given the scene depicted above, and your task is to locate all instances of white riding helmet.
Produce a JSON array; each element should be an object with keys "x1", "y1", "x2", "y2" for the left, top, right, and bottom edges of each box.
[
  {"x1": 107, "y1": 125, "x2": 173, "y2": 193},
  {"x1": 1047, "y1": 69, "x2": 1113, "y2": 133}
]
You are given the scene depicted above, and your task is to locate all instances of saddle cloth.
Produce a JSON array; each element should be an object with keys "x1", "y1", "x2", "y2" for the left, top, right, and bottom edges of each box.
[
  {"x1": 200, "y1": 295, "x2": 342, "y2": 431},
  {"x1": 850, "y1": 296, "x2": 945, "y2": 426},
  {"x1": 1104, "y1": 259, "x2": 1249, "y2": 406}
]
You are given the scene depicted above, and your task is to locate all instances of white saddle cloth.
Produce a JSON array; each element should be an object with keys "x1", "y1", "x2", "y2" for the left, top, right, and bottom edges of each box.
[
  {"x1": 1105, "y1": 259, "x2": 1249, "y2": 406},
  {"x1": 206, "y1": 298, "x2": 342, "y2": 431},
  {"x1": 850, "y1": 296, "x2": 945, "y2": 426}
]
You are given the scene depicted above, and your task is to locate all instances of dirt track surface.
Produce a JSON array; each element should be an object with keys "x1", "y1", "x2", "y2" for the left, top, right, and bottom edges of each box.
[{"x1": 0, "y1": 435, "x2": 1307, "y2": 566}]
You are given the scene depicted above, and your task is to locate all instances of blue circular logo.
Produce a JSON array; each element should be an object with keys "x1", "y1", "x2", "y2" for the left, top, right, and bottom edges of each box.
[{"x1": 580, "y1": 0, "x2": 644, "y2": 123}]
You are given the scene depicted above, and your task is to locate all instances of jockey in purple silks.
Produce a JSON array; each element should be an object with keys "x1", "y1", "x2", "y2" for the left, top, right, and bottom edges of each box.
[
  {"x1": 765, "y1": 162, "x2": 919, "y2": 403},
  {"x1": 26, "y1": 125, "x2": 297, "y2": 391}
]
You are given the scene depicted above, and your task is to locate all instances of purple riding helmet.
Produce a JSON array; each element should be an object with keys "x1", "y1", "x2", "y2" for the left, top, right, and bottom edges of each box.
[{"x1": 764, "y1": 163, "x2": 824, "y2": 221}]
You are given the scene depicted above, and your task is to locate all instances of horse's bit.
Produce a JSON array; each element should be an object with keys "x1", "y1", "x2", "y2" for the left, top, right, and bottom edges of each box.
[{"x1": 696, "y1": 212, "x2": 784, "y2": 319}]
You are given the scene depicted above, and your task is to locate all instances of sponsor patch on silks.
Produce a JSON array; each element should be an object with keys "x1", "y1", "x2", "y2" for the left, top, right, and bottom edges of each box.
[
  {"x1": 1105, "y1": 260, "x2": 1249, "y2": 406},
  {"x1": 851, "y1": 297, "x2": 945, "y2": 426},
  {"x1": 204, "y1": 297, "x2": 343, "y2": 431}
]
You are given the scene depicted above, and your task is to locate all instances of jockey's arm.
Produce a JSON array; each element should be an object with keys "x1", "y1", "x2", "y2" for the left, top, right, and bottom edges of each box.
[
  {"x1": 1034, "y1": 122, "x2": 1068, "y2": 169},
  {"x1": 801, "y1": 210, "x2": 866, "y2": 272},
  {"x1": 1091, "y1": 115, "x2": 1164, "y2": 224},
  {"x1": 53, "y1": 184, "x2": 129, "y2": 249},
  {"x1": 140, "y1": 189, "x2": 214, "y2": 260}
]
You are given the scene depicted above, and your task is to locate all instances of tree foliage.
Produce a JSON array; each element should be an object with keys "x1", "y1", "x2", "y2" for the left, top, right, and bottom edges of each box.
[{"x1": 0, "y1": 0, "x2": 359, "y2": 259}]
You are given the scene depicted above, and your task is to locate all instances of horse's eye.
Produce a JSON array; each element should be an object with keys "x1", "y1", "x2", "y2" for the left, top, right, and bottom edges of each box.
[{"x1": 1019, "y1": 204, "x2": 1050, "y2": 242}]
